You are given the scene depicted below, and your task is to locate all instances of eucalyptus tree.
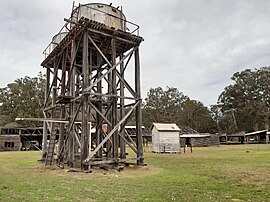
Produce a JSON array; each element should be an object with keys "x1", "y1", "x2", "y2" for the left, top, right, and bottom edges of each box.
[
  {"x1": 142, "y1": 86, "x2": 188, "y2": 129},
  {"x1": 181, "y1": 100, "x2": 216, "y2": 133},
  {"x1": 143, "y1": 86, "x2": 216, "y2": 133},
  {"x1": 218, "y1": 67, "x2": 270, "y2": 132},
  {"x1": 0, "y1": 72, "x2": 45, "y2": 126}
]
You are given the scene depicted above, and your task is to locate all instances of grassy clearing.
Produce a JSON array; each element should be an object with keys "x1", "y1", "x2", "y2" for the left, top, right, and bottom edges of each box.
[{"x1": 0, "y1": 145, "x2": 269, "y2": 201}]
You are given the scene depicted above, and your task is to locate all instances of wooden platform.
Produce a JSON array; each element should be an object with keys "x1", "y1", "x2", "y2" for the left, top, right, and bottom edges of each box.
[{"x1": 41, "y1": 18, "x2": 144, "y2": 68}]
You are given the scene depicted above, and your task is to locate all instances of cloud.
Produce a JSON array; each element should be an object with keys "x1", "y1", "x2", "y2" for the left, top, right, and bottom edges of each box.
[{"x1": 1, "y1": 0, "x2": 270, "y2": 106}]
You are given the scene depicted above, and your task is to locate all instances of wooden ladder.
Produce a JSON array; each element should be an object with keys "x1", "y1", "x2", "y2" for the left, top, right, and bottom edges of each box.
[{"x1": 45, "y1": 125, "x2": 57, "y2": 166}]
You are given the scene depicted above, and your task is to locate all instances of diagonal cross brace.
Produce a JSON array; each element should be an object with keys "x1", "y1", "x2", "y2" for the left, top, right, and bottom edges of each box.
[
  {"x1": 84, "y1": 101, "x2": 140, "y2": 163},
  {"x1": 84, "y1": 36, "x2": 138, "y2": 92}
]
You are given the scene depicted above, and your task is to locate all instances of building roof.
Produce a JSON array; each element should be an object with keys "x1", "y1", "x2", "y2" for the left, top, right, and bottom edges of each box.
[
  {"x1": 180, "y1": 127, "x2": 198, "y2": 134},
  {"x1": 180, "y1": 133, "x2": 210, "y2": 138},
  {"x1": 125, "y1": 126, "x2": 145, "y2": 129},
  {"x1": 151, "y1": 123, "x2": 180, "y2": 132},
  {"x1": 227, "y1": 131, "x2": 245, "y2": 137},
  {"x1": 245, "y1": 130, "x2": 267, "y2": 136}
]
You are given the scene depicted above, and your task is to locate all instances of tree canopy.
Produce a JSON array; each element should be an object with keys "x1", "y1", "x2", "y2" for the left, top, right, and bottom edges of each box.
[
  {"x1": 0, "y1": 72, "x2": 45, "y2": 126},
  {"x1": 142, "y1": 86, "x2": 216, "y2": 133},
  {"x1": 218, "y1": 67, "x2": 270, "y2": 133},
  {"x1": 143, "y1": 87, "x2": 188, "y2": 128}
]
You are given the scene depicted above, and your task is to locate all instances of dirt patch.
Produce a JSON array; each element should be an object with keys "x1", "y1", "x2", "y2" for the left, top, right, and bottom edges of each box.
[{"x1": 34, "y1": 164, "x2": 161, "y2": 180}]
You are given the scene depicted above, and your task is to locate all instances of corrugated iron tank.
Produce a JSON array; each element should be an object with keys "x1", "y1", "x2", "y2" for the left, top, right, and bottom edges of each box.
[
  {"x1": 49, "y1": 3, "x2": 127, "y2": 52},
  {"x1": 52, "y1": 32, "x2": 68, "y2": 50},
  {"x1": 71, "y1": 3, "x2": 126, "y2": 31}
]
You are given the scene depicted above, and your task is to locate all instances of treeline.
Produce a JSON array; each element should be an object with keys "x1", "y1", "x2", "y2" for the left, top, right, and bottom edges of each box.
[
  {"x1": 1, "y1": 67, "x2": 270, "y2": 134},
  {"x1": 143, "y1": 67, "x2": 270, "y2": 134}
]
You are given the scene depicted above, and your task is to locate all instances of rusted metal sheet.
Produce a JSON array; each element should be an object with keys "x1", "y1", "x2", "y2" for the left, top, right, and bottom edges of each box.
[
  {"x1": 151, "y1": 123, "x2": 181, "y2": 132},
  {"x1": 73, "y1": 3, "x2": 126, "y2": 31}
]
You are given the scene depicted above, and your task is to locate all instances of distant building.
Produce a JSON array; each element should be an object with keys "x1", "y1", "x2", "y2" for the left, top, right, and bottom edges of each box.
[
  {"x1": 180, "y1": 127, "x2": 220, "y2": 147},
  {"x1": 0, "y1": 135, "x2": 21, "y2": 151},
  {"x1": 220, "y1": 130, "x2": 269, "y2": 144},
  {"x1": 180, "y1": 133, "x2": 220, "y2": 147},
  {"x1": 0, "y1": 127, "x2": 44, "y2": 151},
  {"x1": 245, "y1": 130, "x2": 269, "y2": 144},
  {"x1": 151, "y1": 123, "x2": 181, "y2": 153}
]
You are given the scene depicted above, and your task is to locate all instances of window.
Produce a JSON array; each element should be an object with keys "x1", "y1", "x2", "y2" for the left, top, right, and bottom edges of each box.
[{"x1": 4, "y1": 142, "x2": 15, "y2": 148}]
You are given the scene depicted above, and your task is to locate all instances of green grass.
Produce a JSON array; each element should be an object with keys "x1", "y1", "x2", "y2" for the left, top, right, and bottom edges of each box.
[{"x1": 0, "y1": 145, "x2": 269, "y2": 201}]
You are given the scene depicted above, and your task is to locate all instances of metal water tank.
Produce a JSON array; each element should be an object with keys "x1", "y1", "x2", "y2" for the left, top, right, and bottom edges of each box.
[
  {"x1": 72, "y1": 3, "x2": 126, "y2": 31},
  {"x1": 52, "y1": 32, "x2": 68, "y2": 50}
]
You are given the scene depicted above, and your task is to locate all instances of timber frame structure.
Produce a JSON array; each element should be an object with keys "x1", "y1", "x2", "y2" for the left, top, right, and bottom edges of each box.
[{"x1": 41, "y1": 6, "x2": 144, "y2": 170}]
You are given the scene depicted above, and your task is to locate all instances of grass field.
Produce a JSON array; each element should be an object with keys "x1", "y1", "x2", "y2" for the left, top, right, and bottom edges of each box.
[{"x1": 0, "y1": 145, "x2": 269, "y2": 202}]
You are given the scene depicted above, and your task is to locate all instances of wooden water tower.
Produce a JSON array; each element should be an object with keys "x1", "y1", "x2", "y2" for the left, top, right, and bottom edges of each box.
[{"x1": 41, "y1": 3, "x2": 144, "y2": 170}]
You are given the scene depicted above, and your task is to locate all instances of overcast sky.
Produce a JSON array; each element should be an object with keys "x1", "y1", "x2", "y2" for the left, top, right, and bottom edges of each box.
[{"x1": 1, "y1": 0, "x2": 270, "y2": 106}]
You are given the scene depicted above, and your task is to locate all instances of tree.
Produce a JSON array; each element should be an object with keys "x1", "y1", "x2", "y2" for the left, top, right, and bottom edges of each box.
[
  {"x1": 181, "y1": 100, "x2": 216, "y2": 133},
  {"x1": 143, "y1": 86, "x2": 216, "y2": 133},
  {"x1": 142, "y1": 86, "x2": 188, "y2": 129},
  {"x1": 218, "y1": 67, "x2": 270, "y2": 132},
  {"x1": 210, "y1": 104, "x2": 239, "y2": 134},
  {"x1": 0, "y1": 72, "x2": 45, "y2": 126}
]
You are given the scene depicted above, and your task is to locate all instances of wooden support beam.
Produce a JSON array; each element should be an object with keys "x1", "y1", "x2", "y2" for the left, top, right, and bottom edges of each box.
[
  {"x1": 42, "y1": 68, "x2": 50, "y2": 158},
  {"x1": 87, "y1": 28, "x2": 138, "y2": 45},
  {"x1": 84, "y1": 45, "x2": 137, "y2": 92},
  {"x1": 89, "y1": 102, "x2": 112, "y2": 126},
  {"x1": 81, "y1": 30, "x2": 90, "y2": 169},
  {"x1": 119, "y1": 53, "x2": 126, "y2": 159},
  {"x1": 135, "y1": 47, "x2": 144, "y2": 165},
  {"x1": 84, "y1": 101, "x2": 139, "y2": 163},
  {"x1": 111, "y1": 38, "x2": 119, "y2": 164}
]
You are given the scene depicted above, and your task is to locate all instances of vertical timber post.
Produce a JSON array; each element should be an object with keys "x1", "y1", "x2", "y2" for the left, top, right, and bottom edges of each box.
[
  {"x1": 135, "y1": 46, "x2": 144, "y2": 165},
  {"x1": 119, "y1": 53, "x2": 126, "y2": 159},
  {"x1": 111, "y1": 38, "x2": 119, "y2": 165},
  {"x1": 42, "y1": 67, "x2": 50, "y2": 159},
  {"x1": 58, "y1": 52, "x2": 66, "y2": 163},
  {"x1": 68, "y1": 38, "x2": 76, "y2": 168},
  {"x1": 81, "y1": 29, "x2": 90, "y2": 169},
  {"x1": 96, "y1": 54, "x2": 103, "y2": 159}
]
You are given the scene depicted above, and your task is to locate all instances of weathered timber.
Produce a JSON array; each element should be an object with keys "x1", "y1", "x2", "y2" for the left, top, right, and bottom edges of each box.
[{"x1": 41, "y1": 4, "x2": 144, "y2": 170}]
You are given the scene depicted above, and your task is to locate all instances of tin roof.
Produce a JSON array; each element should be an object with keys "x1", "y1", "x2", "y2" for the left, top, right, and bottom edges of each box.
[
  {"x1": 125, "y1": 126, "x2": 145, "y2": 129},
  {"x1": 180, "y1": 134, "x2": 210, "y2": 138},
  {"x1": 151, "y1": 123, "x2": 180, "y2": 132},
  {"x1": 245, "y1": 130, "x2": 267, "y2": 136}
]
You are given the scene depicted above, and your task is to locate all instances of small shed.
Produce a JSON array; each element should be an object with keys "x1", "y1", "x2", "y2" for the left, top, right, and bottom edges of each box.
[
  {"x1": 0, "y1": 135, "x2": 21, "y2": 151},
  {"x1": 180, "y1": 133, "x2": 220, "y2": 147},
  {"x1": 245, "y1": 130, "x2": 268, "y2": 144},
  {"x1": 151, "y1": 123, "x2": 180, "y2": 153},
  {"x1": 226, "y1": 131, "x2": 246, "y2": 144}
]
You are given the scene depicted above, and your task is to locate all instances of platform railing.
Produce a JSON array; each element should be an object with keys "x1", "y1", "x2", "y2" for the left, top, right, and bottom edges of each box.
[{"x1": 42, "y1": 5, "x2": 140, "y2": 59}]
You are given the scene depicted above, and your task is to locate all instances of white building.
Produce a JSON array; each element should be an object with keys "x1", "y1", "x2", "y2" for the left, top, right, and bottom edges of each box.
[{"x1": 151, "y1": 123, "x2": 181, "y2": 153}]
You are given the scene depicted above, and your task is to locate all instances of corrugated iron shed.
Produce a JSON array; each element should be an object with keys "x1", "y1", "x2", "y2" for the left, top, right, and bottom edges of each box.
[
  {"x1": 151, "y1": 123, "x2": 180, "y2": 132},
  {"x1": 151, "y1": 123, "x2": 181, "y2": 153}
]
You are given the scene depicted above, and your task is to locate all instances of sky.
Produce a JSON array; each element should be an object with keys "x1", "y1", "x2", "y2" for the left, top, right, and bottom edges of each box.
[{"x1": 1, "y1": 0, "x2": 270, "y2": 106}]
